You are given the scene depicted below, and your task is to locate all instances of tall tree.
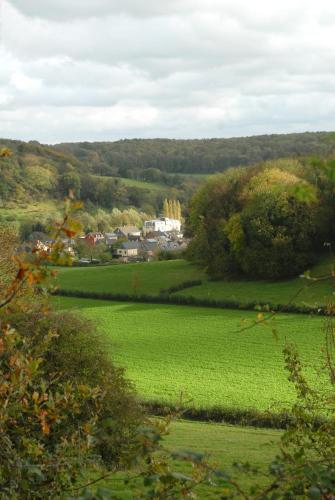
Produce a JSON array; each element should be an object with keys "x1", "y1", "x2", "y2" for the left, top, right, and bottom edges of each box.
[{"x1": 163, "y1": 198, "x2": 169, "y2": 218}]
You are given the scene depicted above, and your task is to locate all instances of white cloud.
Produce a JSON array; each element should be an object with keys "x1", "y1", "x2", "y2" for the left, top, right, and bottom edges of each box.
[{"x1": 1, "y1": 0, "x2": 335, "y2": 142}]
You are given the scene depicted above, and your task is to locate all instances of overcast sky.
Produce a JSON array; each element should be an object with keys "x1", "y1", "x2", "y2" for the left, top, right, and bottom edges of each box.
[{"x1": 1, "y1": 0, "x2": 335, "y2": 143}]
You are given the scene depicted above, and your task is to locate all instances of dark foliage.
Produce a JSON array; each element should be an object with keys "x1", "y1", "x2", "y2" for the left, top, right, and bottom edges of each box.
[
  {"x1": 159, "y1": 280, "x2": 203, "y2": 295},
  {"x1": 145, "y1": 402, "x2": 326, "y2": 430}
]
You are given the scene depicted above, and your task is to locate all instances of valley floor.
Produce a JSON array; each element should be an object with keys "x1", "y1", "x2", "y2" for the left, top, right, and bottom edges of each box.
[{"x1": 53, "y1": 259, "x2": 332, "y2": 496}]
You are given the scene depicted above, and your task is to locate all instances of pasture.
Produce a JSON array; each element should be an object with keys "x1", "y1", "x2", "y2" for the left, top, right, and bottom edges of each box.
[
  {"x1": 56, "y1": 260, "x2": 206, "y2": 296},
  {"x1": 56, "y1": 258, "x2": 334, "y2": 307},
  {"x1": 53, "y1": 296, "x2": 326, "y2": 412}
]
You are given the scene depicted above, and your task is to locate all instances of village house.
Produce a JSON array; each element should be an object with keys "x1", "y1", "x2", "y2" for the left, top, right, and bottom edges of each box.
[
  {"x1": 114, "y1": 226, "x2": 141, "y2": 240},
  {"x1": 84, "y1": 232, "x2": 105, "y2": 245},
  {"x1": 113, "y1": 242, "x2": 139, "y2": 261}
]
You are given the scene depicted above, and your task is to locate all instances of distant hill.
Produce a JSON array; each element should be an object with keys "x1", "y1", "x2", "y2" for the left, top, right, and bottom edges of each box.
[
  {"x1": 56, "y1": 131, "x2": 335, "y2": 175},
  {"x1": 1, "y1": 132, "x2": 334, "y2": 214}
]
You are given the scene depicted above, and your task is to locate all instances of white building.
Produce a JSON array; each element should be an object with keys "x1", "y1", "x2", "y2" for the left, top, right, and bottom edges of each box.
[{"x1": 143, "y1": 217, "x2": 181, "y2": 235}]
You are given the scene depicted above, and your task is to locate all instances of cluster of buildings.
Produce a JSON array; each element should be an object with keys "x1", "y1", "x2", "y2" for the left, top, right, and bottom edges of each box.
[
  {"x1": 25, "y1": 217, "x2": 187, "y2": 264},
  {"x1": 78, "y1": 217, "x2": 185, "y2": 263},
  {"x1": 28, "y1": 217, "x2": 186, "y2": 264}
]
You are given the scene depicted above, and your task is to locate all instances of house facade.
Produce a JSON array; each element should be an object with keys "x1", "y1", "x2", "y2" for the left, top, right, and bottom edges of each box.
[
  {"x1": 84, "y1": 232, "x2": 105, "y2": 245},
  {"x1": 143, "y1": 218, "x2": 181, "y2": 235},
  {"x1": 113, "y1": 242, "x2": 139, "y2": 259}
]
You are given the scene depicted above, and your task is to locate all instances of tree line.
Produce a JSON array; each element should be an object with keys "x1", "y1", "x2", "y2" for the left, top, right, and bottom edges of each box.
[{"x1": 56, "y1": 131, "x2": 335, "y2": 175}]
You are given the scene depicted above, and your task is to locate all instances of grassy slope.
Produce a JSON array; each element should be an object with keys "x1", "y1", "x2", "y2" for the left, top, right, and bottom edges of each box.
[
  {"x1": 0, "y1": 200, "x2": 60, "y2": 222},
  {"x1": 56, "y1": 258, "x2": 334, "y2": 307},
  {"x1": 53, "y1": 297, "x2": 326, "y2": 411},
  {"x1": 56, "y1": 260, "x2": 206, "y2": 296},
  {"x1": 96, "y1": 420, "x2": 280, "y2": 498},
  {"x1": 93, "y1": 174, "x2": 168, "y2": 192}
]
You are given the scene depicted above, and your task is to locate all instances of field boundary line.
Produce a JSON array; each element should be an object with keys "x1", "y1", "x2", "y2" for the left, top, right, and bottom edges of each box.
[{"x1": 53, "y1": 288, "x2": 329, "y2": 316}]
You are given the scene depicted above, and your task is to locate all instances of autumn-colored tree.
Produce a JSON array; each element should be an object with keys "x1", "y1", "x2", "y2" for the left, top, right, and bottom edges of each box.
[
  {"x1": 163, "y1": 199, "x2": 182, "y2": 220},
  {"x1": 163, "y1": 198, "x2": 169, "y2": 218},
  {"x1": 187, "y1": 160, "x2": 332, "y2": 279}
]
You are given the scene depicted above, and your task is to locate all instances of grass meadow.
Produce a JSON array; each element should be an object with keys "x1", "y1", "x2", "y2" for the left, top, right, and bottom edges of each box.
[
  {"x1": 53, "y1": 296, "x2": 326, "y2": 412},
  {"x1": 56, "y1": 258, "x2": 334, "y2": 308},
  {"x1": 56, "y1": 260, "x2": 206, "y2": 296}
]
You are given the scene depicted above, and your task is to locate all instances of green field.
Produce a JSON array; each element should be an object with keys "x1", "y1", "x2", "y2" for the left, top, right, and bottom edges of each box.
[
  {"x1": 177, "y1": 274, "x2": 333, "y2": 308},
  {"x1": 56, "y1": 258, "x2": 334, "y2": 308},
  {"x1": 54, "y1": 296, "x2": 326, "y2": 411},
  {"x1": 95, "y1": 420, "x2": 280, "y2": 498},
  {"x1": 56, "y1": 260, "x2": 206, "y2": 296}
]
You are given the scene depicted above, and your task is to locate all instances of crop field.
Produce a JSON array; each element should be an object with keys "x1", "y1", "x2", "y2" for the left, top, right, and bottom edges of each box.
[
  {"x1": 96, "y1": 420, "x2": 281, "y2": 498},
  {"x1": 56, "y1": 258, "x2": 334, "y2": 307},
  {"x1": 54, "y1": 296, "x2": 326, "y2": 411},
  {"x1": 56, "y1": 260, "x2": 206, "y2": 296}
]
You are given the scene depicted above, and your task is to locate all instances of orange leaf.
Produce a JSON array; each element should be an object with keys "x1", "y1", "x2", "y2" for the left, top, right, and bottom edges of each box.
[{"x1": 39, "y1": 410, "x2": 51, "y2": 435}]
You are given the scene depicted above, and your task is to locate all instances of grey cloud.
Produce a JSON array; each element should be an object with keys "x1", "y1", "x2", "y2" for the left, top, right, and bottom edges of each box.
[
  {"x1": 8, "y1": 0, "x2": 188, "y2": 20},
  {"x1": 1, "y1": 0, "x2": 335, "y2": 142}
]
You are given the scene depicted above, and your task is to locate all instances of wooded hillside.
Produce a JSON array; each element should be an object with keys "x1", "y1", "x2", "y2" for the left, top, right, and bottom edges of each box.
[
  {"x1": 1, "y1": 132, "x2": 334, "y2": 213},
  {"x1": 57, "y1": 132, "x2": 335, "y2": 175}
]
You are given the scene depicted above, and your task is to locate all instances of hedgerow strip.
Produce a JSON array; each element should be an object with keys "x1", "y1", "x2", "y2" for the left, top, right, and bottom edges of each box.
[
  {"x1": 53, "y1": 288, "x2": 328, "y2": 316},
  {"x1": 159, "y1": 280, "x2": 203, "y2": 295},
  {"x1": 143, "y1": 401, "x2": 326, "y2": 430}
]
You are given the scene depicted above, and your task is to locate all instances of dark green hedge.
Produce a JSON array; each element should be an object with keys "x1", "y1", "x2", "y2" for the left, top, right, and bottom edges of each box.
[
  {"x1": 53, "y1": 288, "x2": 328, "y2": 316},
  {"x1": 159, "y1": 280, "x2": 203, "y2": 295},
  {"x1": 144, "y1": 401, "x2": 326, "y2": 430}
]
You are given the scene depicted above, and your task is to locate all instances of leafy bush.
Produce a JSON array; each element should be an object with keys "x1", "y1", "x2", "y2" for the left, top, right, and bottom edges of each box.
[{"x1": 4, "y1": 302, "x2": 144, "y2": 470}]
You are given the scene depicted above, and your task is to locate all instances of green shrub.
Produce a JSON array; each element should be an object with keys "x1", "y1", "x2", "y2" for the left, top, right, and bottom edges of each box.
[{"x1": 4, "y1": 302, "x2": 144, "y2": 470}]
